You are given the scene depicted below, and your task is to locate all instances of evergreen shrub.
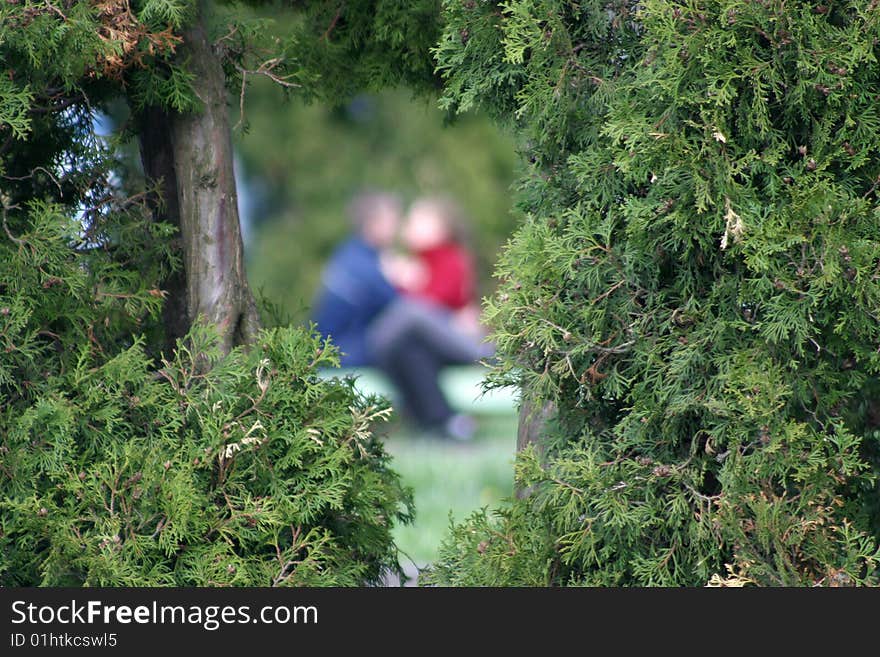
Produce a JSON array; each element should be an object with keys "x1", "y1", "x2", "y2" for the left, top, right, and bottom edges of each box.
[{"x1": 427, "y1": 0, "x2": 880, "y2": 586}]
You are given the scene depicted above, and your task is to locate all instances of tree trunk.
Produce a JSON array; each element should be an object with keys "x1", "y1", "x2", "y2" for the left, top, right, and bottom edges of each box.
[
  {"x1": 138, "y1": 0, "x2": 259, "y2": 355},
  {"x1": 139, "y1": 106, "x2": 189, "y2": 352}
]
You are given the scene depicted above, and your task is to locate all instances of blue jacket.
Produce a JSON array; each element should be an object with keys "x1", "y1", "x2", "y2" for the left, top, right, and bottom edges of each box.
[{"x1": 311, "y1": 237, "x2": 397, "y2": 366}]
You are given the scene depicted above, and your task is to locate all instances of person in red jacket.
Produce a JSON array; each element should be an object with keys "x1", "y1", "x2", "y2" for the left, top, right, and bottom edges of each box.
[
  {"x1": 401, "y1": 197, "x2": 474, "y2": 309},
  {"x1": 384, "y1": 196, "x2": 485, "y2": 340},
  {"x1": 367, "y1": 196, "x2": 492, "y2": 440}
]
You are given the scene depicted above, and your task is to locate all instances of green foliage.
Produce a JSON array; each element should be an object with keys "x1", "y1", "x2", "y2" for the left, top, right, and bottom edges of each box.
[
  {"x1": 207, "y1": 0, "x2": 446, "y2": 130},
  {"x1": 421, "y1": 495, "x2": 555, "y2": 586},
  {"x1": 129, "y1": 65, "x2": 201, "y2": 114},
  {"x1": 428, "y1": 0, "x2": 880, "y2": 586},
  {"x1": 136, "y1": 0, "x2": 193, "y2": 29},
  {"x1": 0, "y1": 76, "x2": 33, "y2": 141},
  {"x1": 283, "y1": 0, "x2": 443, "y2": 100},
  {"x1": 1, "y1": 321, "x2": 412, "y2": 585},
  {"x1": 0, "y1": 2, "x2": 112, "y2": 84}
]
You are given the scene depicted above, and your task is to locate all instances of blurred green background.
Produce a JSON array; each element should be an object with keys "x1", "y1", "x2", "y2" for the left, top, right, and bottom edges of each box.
[
  {"x1": 385, "y1": 415, "x2": 517, "y2": 569},
  {"x1": 233, "y1": 78, "x2": 522, "y2": 567}
]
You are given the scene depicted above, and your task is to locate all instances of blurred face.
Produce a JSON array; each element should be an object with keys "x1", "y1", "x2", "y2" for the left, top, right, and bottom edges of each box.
[
  {"x1": 362, "y1": 203, "x2": 400, "y2": 248},
  {"x1": 403, "y1": 203, "x2": 450, "y2": 252}
]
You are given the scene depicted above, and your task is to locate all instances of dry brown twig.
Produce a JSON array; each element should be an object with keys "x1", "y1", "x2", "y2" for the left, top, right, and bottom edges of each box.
[{"x1": 233, "y1": 58, "x2": 300, "y2": 131}]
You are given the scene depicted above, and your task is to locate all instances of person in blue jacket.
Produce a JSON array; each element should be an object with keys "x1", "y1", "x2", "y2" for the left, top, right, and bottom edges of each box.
[{"x1": 311, "y1": 192, "x2": 401, "y2": 367}]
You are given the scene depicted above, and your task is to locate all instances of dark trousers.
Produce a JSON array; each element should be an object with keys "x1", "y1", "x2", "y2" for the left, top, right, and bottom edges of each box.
[
  {"x1": 375, "y1": 327, "x2": 454, "y2": 427},
  {"x1": 367, "y1": 299, "x2": 490, "y2": 428}
]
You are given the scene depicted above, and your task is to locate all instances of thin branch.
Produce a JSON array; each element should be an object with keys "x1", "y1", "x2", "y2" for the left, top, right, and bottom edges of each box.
[
  {"x1": 43, "y1": 1, "x2": 67, "y2": 20},
  {"x1": 235, "y1": 71, "x2": 247, "y2": 132},
  {"x1": 1, "y1": 200, "x2": 26, "y2": 248},
  {"x1": 552, "y1": 477, "x2": 585, "y2": 495},
  {"x1": 232, "y1": 58, "x2": 300, "y2": 131},
  {"x1": 214, "y1": 23, "x2": 239, "y2": 48},
  {"x1": 29, "y1": 92, "x2": 87, "y2": 115},
  {"x1": 322, "y1": 4, "x2": 344, "y2": 41},
  {"x1": 3, "y1": 166, "x2": 63, "y2": 196},
  {"x1": 150, "y1": 517, "x2": 166, "y2": 539},
  {"x1": 590, "y1": 279, "x2": 626, "y2": 305},
  {"x1": 238, "y1": 58, "x2": 300, "y2": 89},
  {"x1": 684, "y1": 482, "x2": 721, "y2": 504}
]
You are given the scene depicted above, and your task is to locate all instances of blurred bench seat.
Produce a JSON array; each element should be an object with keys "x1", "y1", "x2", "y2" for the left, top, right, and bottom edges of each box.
[{"x1": 318, "y1": 365, "x2": 517, "y2": 416}]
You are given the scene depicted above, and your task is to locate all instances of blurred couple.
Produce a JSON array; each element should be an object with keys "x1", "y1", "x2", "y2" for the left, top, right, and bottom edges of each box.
[{"x1": 312, "y1": 191, "x2": 494, "y2": 440}]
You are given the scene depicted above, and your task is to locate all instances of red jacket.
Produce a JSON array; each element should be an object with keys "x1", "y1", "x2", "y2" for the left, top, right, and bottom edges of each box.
[{"x1": 408, "y1": 242, "x2": 475, "y2": 311}]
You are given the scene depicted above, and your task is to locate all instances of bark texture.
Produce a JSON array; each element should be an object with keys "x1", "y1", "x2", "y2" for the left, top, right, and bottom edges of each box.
[
  {"x1": 139, "y1": 106, "x2": 189, "y2": 351},
  {"x1": 139, "y1": 0, "x2": 259, "y2": 354}
]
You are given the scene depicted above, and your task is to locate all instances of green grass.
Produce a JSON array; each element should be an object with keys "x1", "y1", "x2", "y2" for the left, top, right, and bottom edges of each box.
[{"x1": 383, "y1": 414, "x2": 518, "y2": 566}]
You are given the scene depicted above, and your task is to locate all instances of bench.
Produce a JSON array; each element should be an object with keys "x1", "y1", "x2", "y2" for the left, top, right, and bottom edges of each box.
[{"x1": 318, "y1": 365, "x2": 518, "y2": 416}]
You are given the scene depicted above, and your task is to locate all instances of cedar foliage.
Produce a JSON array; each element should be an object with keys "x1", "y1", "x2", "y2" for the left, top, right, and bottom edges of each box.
[
  {"x1": 426, "y1": 0, "x2": 880, "y2": 586},
  {"x1": 0, "y1": 0, "x2": 418, "y2": 586}
]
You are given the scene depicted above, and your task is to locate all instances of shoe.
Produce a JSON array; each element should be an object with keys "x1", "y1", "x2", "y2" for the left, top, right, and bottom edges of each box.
[{"x1": 443, "y1": 414, "x2": 477, "y2": 441}]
